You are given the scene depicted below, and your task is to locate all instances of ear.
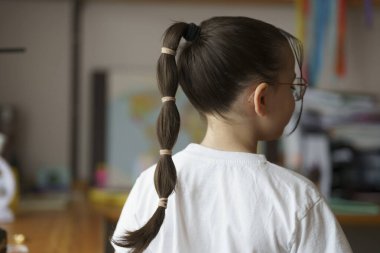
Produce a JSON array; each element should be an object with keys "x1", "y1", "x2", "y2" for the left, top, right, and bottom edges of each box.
[{"x1": 247, "y1": 82, "x2": 268, "y2": 117}]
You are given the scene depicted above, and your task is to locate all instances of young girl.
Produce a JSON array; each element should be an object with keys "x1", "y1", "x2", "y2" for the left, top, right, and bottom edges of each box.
[{"x1": 112, "y1": 16, "x2": 352, "y2": 253}]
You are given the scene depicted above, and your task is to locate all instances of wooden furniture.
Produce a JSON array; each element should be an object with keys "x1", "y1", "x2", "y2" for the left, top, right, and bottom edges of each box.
[
  {"x1": 337, "y1": 214, "x2": 380, "y2": 226},
  {"x1": 0, "y1": 194, "x2": 104, "y2": 253}
]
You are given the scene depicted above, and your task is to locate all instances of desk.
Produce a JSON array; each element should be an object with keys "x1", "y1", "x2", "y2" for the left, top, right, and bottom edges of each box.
[{"x1": 0, "y1": 194, "x2": 104, "y2": 253}]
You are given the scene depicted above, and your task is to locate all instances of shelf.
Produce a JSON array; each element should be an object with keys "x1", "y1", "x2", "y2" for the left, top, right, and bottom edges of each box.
[
  {"x1": 336, "y1": 214, "x2": 380, "y2": 226},
  {"x1": 86, "y1": 0, "x2": 380, "y2": 6}
]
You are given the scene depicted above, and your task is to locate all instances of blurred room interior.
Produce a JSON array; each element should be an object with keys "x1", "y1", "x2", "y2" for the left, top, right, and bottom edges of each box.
[{"x1": 1, "y1": 0, "x2": 380, "y2": 252}]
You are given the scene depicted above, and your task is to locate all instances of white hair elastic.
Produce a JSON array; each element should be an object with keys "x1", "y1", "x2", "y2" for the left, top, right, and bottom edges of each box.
[
  {"x1": 158, "y1": 198, "x2": 168, "y2": 208},
  {"x1": 161, "y1": 47, "x2": 176, "y2": 56},
  {"x1": 161, "y1": 96, "x2": 176, "y2": 103},
  {"x1": 160, "y1": 149, "x2": 172, "y2": 155}
]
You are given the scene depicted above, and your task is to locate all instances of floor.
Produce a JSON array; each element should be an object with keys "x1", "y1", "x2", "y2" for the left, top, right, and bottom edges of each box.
[{"x1": 1, "y1": 193, "x2": 104, "y2": 253}]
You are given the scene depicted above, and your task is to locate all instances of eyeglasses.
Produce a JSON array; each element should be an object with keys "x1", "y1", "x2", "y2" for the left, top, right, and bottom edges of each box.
[{"x1": 275, "y1": 77, "x2": 308, "y2": 101}]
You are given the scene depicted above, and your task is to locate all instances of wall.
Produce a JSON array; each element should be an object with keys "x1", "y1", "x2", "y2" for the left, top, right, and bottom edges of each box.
[{"x1": 0, "y1": 0, "x2": 71, "y2": 183}]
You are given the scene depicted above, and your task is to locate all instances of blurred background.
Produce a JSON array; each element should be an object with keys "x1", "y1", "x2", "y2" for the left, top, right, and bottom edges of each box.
[{"x1": 0, "y1": 0, "x2": 380, "y2": 252}]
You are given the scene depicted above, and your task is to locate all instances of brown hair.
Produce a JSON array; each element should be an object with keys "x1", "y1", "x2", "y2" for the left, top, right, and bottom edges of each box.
[{"x1": 112, "y1": 16, "x2": 303, "y2": 253}]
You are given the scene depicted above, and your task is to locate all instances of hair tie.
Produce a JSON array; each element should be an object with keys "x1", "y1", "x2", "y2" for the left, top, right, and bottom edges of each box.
[
  {"x1": 158, "y1": 198, "x2": 168, "y2": 208},
  {"x1": 161, "y1": 96, "x2": 176, "y2": 103},
  {"x1": 183, "y1": 23, "x2": 201, "y2": 42},
  {"x1": 161, "y1": 47, "x2": 176, "y2": 56},
  {"x1": 160, "y1": 149, "x2": 172, "y2": 155}
]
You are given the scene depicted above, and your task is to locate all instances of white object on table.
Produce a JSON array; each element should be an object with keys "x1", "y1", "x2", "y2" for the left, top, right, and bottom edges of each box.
[{"x1": 0, "y1": 156, "x2": 16, "y2": 223}]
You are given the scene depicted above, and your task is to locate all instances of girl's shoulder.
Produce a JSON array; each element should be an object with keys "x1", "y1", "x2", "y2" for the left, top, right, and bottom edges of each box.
[{"x1": 264, "y1": 161, "x2": 323, "y2": 220}]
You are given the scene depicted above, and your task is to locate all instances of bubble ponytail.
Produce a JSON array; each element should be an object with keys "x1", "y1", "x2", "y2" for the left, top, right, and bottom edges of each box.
[{"x1": 111, "y1": 22, "x2": 188, "y2": 253}]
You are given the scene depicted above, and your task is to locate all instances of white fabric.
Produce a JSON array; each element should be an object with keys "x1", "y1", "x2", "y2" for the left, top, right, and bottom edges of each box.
[{"x1": 112, "y1": 143, "x2": 352, "y2": 253}]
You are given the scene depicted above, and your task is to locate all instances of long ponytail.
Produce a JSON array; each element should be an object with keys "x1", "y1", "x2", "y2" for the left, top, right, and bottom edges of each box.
[{"x1": 112, "y1": 22, "x2": 188, "y2": 253}]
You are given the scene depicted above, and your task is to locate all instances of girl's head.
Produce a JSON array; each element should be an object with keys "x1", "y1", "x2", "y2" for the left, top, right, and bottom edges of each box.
[
  {"x1": 112, "y1": 16, "x2": 306, "y2": 253},
  {"x1": 177, "y1": 16, "x2": 306, "y2": 140}
]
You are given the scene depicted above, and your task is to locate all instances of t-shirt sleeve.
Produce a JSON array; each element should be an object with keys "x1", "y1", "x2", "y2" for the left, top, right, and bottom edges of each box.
[
  {"x1": 290, "y1": 197, "x2": 353, "y2": 253},
  {"x1": 111, "y1": 176, "x2": 142, "y2": 253}
]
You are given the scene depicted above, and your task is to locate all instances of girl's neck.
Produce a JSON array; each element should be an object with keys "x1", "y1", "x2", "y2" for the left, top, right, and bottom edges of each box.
[{"x1": 200, "y1": 119, "x2": 258, "y2": 154}]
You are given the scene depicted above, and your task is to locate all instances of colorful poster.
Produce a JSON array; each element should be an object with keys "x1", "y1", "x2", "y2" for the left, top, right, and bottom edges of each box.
[{"x1": 106, "y1": 69, "x2": 205, "y2": 188}]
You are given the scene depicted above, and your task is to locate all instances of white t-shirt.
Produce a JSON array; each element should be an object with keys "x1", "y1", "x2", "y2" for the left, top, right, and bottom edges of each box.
[{"x1": 112, "y1": 143, "x2": 352, "y2": 253}]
